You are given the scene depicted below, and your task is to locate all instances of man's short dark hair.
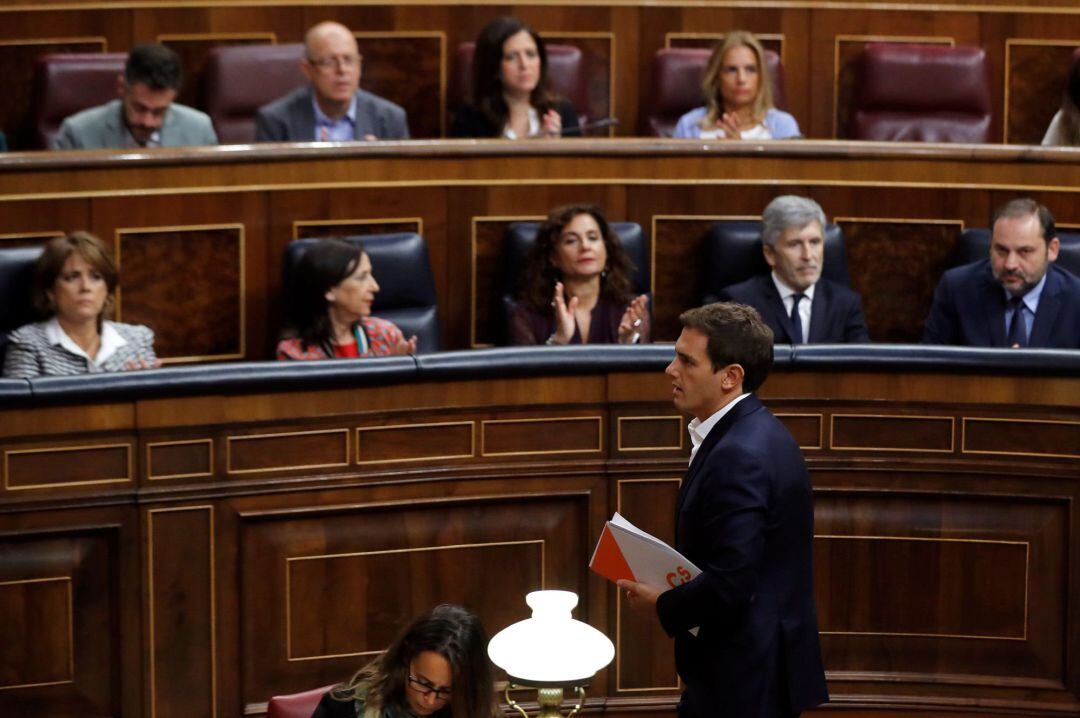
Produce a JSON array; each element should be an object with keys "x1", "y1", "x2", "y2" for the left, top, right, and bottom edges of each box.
[
  {"x1": 124, "y1": 43, "x2": 183, "y2": 91},
  {"x1": 679, "y1": 302, "x2": 774, "y2": 392},
  {"x1": 992, "y1": 198, "x2": 1056, "y2": 245}
]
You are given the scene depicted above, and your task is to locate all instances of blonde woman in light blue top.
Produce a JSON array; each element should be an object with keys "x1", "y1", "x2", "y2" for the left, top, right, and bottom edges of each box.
[{"x1": 673, "y1": 31, "x2": 800, "y2": 141}]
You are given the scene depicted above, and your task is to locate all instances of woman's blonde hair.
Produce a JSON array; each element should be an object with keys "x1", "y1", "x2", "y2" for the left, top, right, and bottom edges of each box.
[{"x1": 700, "y1": 30, "x2": 774, "y2": 131}]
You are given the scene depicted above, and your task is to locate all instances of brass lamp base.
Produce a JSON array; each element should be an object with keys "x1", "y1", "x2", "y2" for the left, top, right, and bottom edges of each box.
[{"x1": 505, "y1": 683, "x2": 586, "y2": 718}]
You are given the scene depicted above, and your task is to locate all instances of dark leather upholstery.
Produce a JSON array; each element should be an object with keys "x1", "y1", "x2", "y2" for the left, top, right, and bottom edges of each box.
[
  {"x1": 0, "y1": 246, "x2": 45, "y2": 362},
  {"x1": 202, "y1": 43, "x2": 306, "y2": 144},
  {"x1": 953, "y1": 228, "x2": 1080, "y2": 277},
  {"x1": 699, "y1": 220, "x2": 850, "y2": 304},
  {"x1": 792, "y1": 344, "x2": 1080, "y2": 373},
  {"x1": 497, "y1": 221, "x2": 648, "y2": 344},
  {"x1": 851, "y1": 44, "x2": 992, "y2": 143},
  {"x1": 267, "y1": 685, "x2": 335, "y2": 718},
  {"x1": 283, "y1": 233, "x2": 441, "y2": 352},
  {"x1": 644, "y1": 47, "x2": 785, "y2": 137},
  {"x1": 33, "y1": 53, "x2": 127, "y2": 149},
  {"x1": 449, "y1": 42, "x2": 589, "y2": 128}
]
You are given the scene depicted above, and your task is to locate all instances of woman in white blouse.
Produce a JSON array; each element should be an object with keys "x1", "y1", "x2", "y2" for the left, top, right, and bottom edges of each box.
[{"x1": 3, "y1": 232, "x2": 157, "y2": 378}]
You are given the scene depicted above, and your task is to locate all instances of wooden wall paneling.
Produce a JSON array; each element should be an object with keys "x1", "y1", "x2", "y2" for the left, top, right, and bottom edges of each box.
[
  {"x1": 0, "y1": 37, "x2": 107, "y2": 151},
  {"x1": 354, "y1": 32, "x2": 445, "y2": 139},
  {"x1": 470, "y1": 214, "x2": 544, "y2": 348},
  {"x1": 268, "y1": 186, "x2": 447, "y2": 353},
  {"x1": 613, "y1": 414, "x2": 685, "y2": 456},
  {"x1": 0, "y1": 507, "x2": 137, "y2": 718},
  {"x1": 237, "y1": 491, "x2": 590, "y2": 706},
  {"x1": 962, "y1": 417, "x2": 1080, "y2": 460},
  {"x1": 0, "y1": 199, "x2": 88, "y2": 250},
  {"x1": 116, "y1": 223, "x2": 245, "y2": 362},
  {"x1": 1005, "y1": 40, "x2": 1078, "y2": 145},
  {"x1": 146, "y1": 505, "x2": 216, "y2": 718},
  {"x1": 832, "y1": 219, "x2": 962, "y2": 343},
  {"x1": 91, "y1": 191, "x2": 267, "y2": 362},
  {"x1": 158, "y1": 33, "x2": 277, "y2": 111},
  {"x1": 355, "y1": 420, "x2": 475, "y2": 465},
  {"x1": 543, "y1": 32, "x2": 615, "y2": 135},
  {"x1": 613, "y1": 478, "x2": 681, "y2": 694},
  {"x1": 3, "y1": 440, "x2": 133, "y2": 492},
  {"x1": 814, "y1": 490, "x2": 1072, "y2": 711}
]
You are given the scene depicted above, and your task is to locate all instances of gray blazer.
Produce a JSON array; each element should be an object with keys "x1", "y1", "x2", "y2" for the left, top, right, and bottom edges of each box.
[
  {"x1": 2, "y1": 320, "x2": 157, "y2": 378},
  {"x1": 254, "y1": 86, "x2": 409, "y2": 142},
  {"x1": 52, "y1": 99, "x2": 218, "y2": 150}
]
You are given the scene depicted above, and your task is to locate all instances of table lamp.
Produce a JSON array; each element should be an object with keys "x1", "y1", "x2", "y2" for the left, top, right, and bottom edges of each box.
[{"x1": 487, "y1": 590, "x2": 615, "y2": 718}]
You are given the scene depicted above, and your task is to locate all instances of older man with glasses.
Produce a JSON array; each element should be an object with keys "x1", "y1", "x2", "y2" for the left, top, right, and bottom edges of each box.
[{"x1": 255, "y1": 21, "x2": 410, "y2": 142}]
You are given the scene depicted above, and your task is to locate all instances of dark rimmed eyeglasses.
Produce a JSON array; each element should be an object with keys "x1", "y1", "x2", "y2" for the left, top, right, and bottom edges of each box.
[{"x1": 407, "y1": 674, "x2": 452, "y2": 701}]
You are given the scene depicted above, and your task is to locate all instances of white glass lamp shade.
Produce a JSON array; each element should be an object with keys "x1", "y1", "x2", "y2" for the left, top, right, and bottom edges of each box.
[{"x1": 487, "y1": 590, "x2": 615, "y2": 686}]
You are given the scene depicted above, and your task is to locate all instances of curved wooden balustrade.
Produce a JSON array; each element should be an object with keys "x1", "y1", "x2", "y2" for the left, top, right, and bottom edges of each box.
[{"x1": 1, "y1": 345, "x2": 1078, "y2": 717}]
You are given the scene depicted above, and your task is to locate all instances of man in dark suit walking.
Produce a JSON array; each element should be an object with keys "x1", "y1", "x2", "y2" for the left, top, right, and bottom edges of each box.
[
  {"x1": 720, "y1": 195, "x2": 869, "y2": 343},
  {"x1": 620, "y1": 302, "x2": 828, "y2": 718},
  {"x1": 923, "y1": 198, "x2": 1080, "y2": 348}
]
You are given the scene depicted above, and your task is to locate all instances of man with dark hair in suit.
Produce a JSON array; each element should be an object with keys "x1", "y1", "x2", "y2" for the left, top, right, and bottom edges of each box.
[
  {"x1": 54, "y1": 43, "x2": 217, "y2": 149},
  {"x1": 720, "y1": 195, "x2": 869, "y2": 343},
  {"x1": 620, "y1": 302, "x2": 828, "y2": 718},
  {"x1": 255, "y1": 21, "x2": 409, "y2": 142},
  {"x1": 923, "y1": 198, "x2": 1080, "y2": 348}
]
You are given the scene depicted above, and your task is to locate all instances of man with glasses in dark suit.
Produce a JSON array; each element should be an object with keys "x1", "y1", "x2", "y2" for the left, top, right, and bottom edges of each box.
[{"x1": 255, "y1": 21, "x2": 409, "y2": 142}]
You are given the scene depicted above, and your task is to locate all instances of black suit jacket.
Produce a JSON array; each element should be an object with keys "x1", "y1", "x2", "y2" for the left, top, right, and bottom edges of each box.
[
  {"x1": 254, "y1": 86, "x2": 409, "y2": 142},
  {"x1": 655, "y1": 395, "x2": 828, "y2": 718},
  {"x1": 922, "y1": 259, "x2": 1080, "y2": 348},
  {"x1": 449, "y1": 98, "x2": 580, "y2": 138},
  {"x1": 720, "y1": 274, "x2": 870, "y2": 343}
]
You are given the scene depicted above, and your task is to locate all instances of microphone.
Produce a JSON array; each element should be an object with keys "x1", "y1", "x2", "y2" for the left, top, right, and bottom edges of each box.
[{"x1": 562, "y1": 117, "x2": 620, "y2": 136}]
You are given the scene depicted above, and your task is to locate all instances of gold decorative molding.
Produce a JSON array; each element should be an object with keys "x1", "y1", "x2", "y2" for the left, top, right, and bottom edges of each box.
[
  {"x1": 114, "y1": 222, "x2": 246, "y2": 363},
  {"x1": 962, "y1": 416, "x2": 1080, "y2": 460},
  {"x1": 285, "y1": 540, "x2": 545, "y2": 661},
  {"x1": 774, "y1": 412, "x2": 824, "y2": 450},
  {"x1": 816, "y1": 533, "x2": 1028, "y2": 640},
  {"x1": 355, "y1": 421, "x2": 475, "y2": 465},
  {"x1": 616, "y1": 415, "x2": 684, "y2": 452},
  {"x1": 292, "y1": 217, "x2": 424, "y2": 241},
  {"x1": 3, "y1": 442, "x2": 132, "y2": 491},
  {"x1": 226, "y1": 428, "x2": 349, "y2": 474},
  {"x1": 146, "y1": 438, "x2": 214, "y2": 480},
  {"x1": 146, "y1": 505, "x2": 217, "y2": 718},
  {"x1": 481, "y1": 416, "x2": 603, "y2": 457},
  {"x1": 0, "y1": 576, "x2": 74, "y2": 691},
  {"x1": 829, "y1": 413, "x2": 955, "y2": 453}
]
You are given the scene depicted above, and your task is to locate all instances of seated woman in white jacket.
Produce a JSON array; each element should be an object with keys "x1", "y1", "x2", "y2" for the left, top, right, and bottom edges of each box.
[{"x1": 674, "y1": 30, "x2": 801, "y2": 141}]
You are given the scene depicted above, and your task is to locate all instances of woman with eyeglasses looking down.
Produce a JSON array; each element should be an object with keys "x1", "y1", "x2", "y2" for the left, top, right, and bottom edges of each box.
[
  {"x1": 673, "y1": 30, "x2": 800, "y2": 140},
  {"x1": 310, "y1": 604, "x2": 496, "y2": 718},
  {"x1": 509, "y1": 203, "x2": 650, "y2": 345},
  {"x1": 277, "y1": 238, "x2": 416, "y2": 360},
  {"x1": 3, "y1": 232, "x2": 158, "y2": 378},
  {"x1": 451, "y1": 16, "x2": 580, "y2": 139}
]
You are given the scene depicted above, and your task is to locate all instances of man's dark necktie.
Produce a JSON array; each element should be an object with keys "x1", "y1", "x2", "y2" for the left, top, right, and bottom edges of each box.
[
  {"x1": 790, "y1": 293, "x2": 805, "y2": 344},
  {"x1": 1006, "y1": 296, "x2": 1027, "y2": 348}
]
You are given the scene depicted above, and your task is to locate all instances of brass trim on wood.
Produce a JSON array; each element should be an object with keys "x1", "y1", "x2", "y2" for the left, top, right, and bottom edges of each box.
[
  {"x1": 355, "y1": 420, "x2": 476, "y2": 465},
  {"x1": 664, "y1": 32, "x2": 786, "y2": 65},
  {"x1": 480, "y1": 416, "x2": 604, "y2": 457},
  {"x1": 649, "y1": 214, "x2": 759, "y2": 300},
  {"x1": 0, "y1": 36, "x2": 107, "y2": 50},
  {"x1": 291, "y1": 216, "x2": 425, "y2": 241},
  {"x1": 146, "y1": 438, "x2": 214, "y2": 480},
  {"x1": 0, "y1": 576, "x2": 74, "y2": 691},
  {"x1": 614, "y1": 478, "x2": 683, "y2": 693},
  {"x1": 616, "y1": 415, "x2": 685, "y2": 452},
  {"x1": 114, "y1": 222, "x2": 246, "y2": 364},
  {"x1": 155, "y1": 31, "x2": 276, "y2": 43},
  {"x1": 1002, "y1": 38, "x2": 1079, "y2": 144},
  {"x1": 3, "y1": 442, "x2": 133, "y2": 491},
  {"x1": 829, "y1": 413, "x2": 956, "y2": 453},
  {"x1": 284, "y1": 540, "x2": 545, "y2": 661},
  {"x1": 816, "y1": 533, "x2": 1029, "y2": 640},
  {"x1": 226, "y1": 428, "x2": 350, "y2": 474},
  {"x1": 146, "y1": 505, "x2": 217, "y2": 718},
  {"x1": 961, "y1": 416, "x2": 1080, "y2": 460},
  {"x1": 774, "y1": 413, "x2": 824, "y2": 450}
]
